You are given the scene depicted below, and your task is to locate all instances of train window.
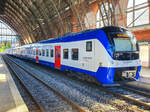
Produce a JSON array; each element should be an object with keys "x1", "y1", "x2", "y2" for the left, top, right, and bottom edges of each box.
[
  {"x1": 34, "y1": 50, "x2": 36, "y2": 55},
  {"x1": 72, "y1": 48, "x2": 78, "y2": 60},
  {"x1": 39, "y1": 50, "x2": 42, "y2": 56},
  {"x1": 42, "y1": 49, "x2": 45, "y2": 56},
  {"x1": 51, "y1": 49, "x2": 54, "y2": 57},
  {"x1": 27, "y1": 50, "x2": 29, "y2": 54},
  {"x1": 46, "y1": 49, "x2": 49, "y2": 57},
  {"x1": 32, "y1": 50, "x2": 34, "y2": 55},
  {"x1": 36, "y1": 49, "x2": 38, "y2": 55},
  {"x1": 63, "y1": 49, "x2": 68, "y2": 59},
  {"x1": 86, "y1": 41, "x2": 92, "y2": 52},
  {"x1": 56, "y1": 50, "x2": 60, "y2": 58}
]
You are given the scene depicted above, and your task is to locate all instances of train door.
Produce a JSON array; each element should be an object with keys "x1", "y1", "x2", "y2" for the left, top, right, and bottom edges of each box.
[
  {"x1": 55, "y1": 46, "x2": 61, "y2": 69},
  {"x1": 36, "y1": 48, "x2": 39, "y2": 63}
]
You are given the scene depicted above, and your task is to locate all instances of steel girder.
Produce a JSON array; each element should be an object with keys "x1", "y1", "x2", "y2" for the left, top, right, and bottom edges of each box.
[
  {"x1": 5, "y1": 3, "x2": 32, "y2": 43},
  {"x1": 0, "y1": 0, "x2": 124, "y2": 44},
  {"x1": 0, "y1": 5, "x2": 27, "y2": 44}
]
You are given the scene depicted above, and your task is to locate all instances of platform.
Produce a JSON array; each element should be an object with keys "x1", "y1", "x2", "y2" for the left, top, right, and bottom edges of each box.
[
  {"x1": 139, "y1": 67, "x2": 150, "y2": 84},
  {"x1": 0, "y1": 55, "x2": 28, "y2": 112},
  {"x1": 126, "y1": 67, "x2": 150, "y2": 92}
]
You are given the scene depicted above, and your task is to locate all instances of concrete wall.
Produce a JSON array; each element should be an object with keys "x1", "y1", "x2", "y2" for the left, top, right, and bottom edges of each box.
[{"x1": 140, "y1": 44, "x2": 150, "y2": 67}]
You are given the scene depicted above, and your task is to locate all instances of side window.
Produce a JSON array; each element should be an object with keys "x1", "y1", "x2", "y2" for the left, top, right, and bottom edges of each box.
[
  {"x1": 34, "y1": 50, "x2": 36, "y2": 55},
  {"x1": 63, "y1": 49, "x2": 68, "y2": 59},
  {"x1": 31, "y1": 50, "x2": 33, "y2": 55},
  {"x1": 51, "y1": 49, "x2": 54, "y2": 57},
  {"x1": 30, "y1": 50, "x2": 32, "y2": 55},
  {"x1": 39, "y1": 50, "x2": 42, "y2": 56},
  {"x1": 55, "y1": 50, "x2": 58, "y2": 58},
  {"x1": 46, "y1": 49, "x2": 49, "y2": 57},
  {"x1": 58, "y1": 50, "x2": 60, "y2": 58},
  {"x1": 86, "y1": 41, "x2": 92, "y2": 52},
  {"x1": 42, "y1": 49, "x2": 45, "y2": 56},
  {"x1": 36, "y1": 49, "x2": 38, "y2": 55},
  {"x1": 72, "y1": 48, "x2": 78, "y2": 60}
]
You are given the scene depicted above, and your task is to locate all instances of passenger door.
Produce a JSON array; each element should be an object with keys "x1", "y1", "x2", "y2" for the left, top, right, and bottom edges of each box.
[
  {"x1": 55, "y1": 46, "x2": 61, "y2": 69},
  {"x1": 36, "y1": 48, "x2": 39, "y2": 63}
]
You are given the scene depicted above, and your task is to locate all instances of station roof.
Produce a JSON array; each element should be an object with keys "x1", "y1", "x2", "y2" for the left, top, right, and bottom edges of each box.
[{"x1": 0, "y1": 0, "x2": 129, "y2": 45}]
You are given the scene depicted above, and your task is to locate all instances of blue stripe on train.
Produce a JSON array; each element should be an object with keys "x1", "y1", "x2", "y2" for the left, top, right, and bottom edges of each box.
[{"x1": 20, "y1": 57, "x2": 141, "y2": 85}]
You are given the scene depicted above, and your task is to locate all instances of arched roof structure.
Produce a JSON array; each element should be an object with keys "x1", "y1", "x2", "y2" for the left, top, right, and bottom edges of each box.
[{"x1": 0, "y1": 0, "x2": 149, "y2": 45}]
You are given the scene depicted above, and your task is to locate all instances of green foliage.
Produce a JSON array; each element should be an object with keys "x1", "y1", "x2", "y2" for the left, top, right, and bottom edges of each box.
[
  {"x1": 6, "y1": 42, "x2": 11, "y2": 48},
  {"x1": 0, "y1": 42, "x2": 11, "y2": 52}
]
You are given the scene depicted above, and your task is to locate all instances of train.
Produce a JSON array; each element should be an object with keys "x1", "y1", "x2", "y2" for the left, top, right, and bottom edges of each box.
[{"x1": 5, "y1": 26, "x2": 141, "y2": 85}]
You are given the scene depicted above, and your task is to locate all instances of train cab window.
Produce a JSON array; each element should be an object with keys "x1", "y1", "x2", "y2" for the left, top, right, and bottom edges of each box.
[
  {"x1": 86, "y1": 41, "x2": 92, "y2": 52},
  {"x1": 46, "y1": 49, "x2": 49, "y2": 57},
  {"x1": 72, "y1": 49, "x2": 78, "y2": 60},
  {"x1": 51, "y1": 49, "x2": 54, "y2": 57},
  {"x1": 42, "y1": 49, "x2": 45, "y2": 56},
  {"x1": 63, "y1": 49, "x2": 69, "y2": 59}
]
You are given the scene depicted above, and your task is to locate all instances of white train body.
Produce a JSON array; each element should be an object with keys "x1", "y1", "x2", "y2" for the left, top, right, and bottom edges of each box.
[{"x1": 6, "y1": 26, "x2": 141, "y2": 85}]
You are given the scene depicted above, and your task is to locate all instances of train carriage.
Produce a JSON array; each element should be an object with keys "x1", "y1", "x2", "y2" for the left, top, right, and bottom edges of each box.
[{"x1": 6, "y1": 26, "x2": 141, "y2": 85}]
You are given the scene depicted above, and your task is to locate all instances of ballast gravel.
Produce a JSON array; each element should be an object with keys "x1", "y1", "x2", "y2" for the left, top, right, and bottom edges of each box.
[{"x1": 10, "y1": 56, "x2": 150, "y2": 112}]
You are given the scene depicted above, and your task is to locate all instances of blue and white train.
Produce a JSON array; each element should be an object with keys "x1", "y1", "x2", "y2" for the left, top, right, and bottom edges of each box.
[{"x1": 6, "y1": 26, "x2": 141, "y2": 85}]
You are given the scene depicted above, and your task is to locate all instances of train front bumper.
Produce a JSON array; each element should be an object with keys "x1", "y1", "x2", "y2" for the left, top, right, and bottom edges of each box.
[{"x1": 96, "y1": 66, "x2": 141, "y2": 85}]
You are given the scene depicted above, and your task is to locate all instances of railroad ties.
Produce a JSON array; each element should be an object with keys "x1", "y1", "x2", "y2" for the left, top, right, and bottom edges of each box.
[{"x1": 3, "y1": 55, "x2": 85, "y2": 112}]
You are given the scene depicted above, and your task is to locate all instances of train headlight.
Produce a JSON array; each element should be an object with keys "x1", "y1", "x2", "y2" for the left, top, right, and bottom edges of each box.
[
  {"x1": 99, "y1": 62, "x2": 103, "y2": 67},
  {"x1": 111, "y1": 61, "x2": 114, "y2": 64},
  {"x1": 116, "y1": 61, "x2": 119, "y2": 66},
  {"x1": 114, "y1": 52, "x2": 120, "y2": 59}
]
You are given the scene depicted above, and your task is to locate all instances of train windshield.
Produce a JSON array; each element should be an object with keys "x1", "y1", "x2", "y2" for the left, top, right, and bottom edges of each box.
[{"x1": 109, "y1": 32, "x2": 138, "y2": 52}]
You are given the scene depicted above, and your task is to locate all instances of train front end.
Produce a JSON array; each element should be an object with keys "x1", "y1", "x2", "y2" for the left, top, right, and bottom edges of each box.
[{"x1": 98, "y1": 26, "x2": 141, "y2": 85}]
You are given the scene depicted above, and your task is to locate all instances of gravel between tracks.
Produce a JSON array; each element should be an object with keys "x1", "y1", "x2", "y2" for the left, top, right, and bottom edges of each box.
[
  {"x1": 6, "y1": 63, "x2": 41, "y2": 112},
  {"x1": 6, "y1": 58, "x2": 77, "y2": 112},
  {"x1": 8, "y1": 55, "x2": 150, "y2": 112}
]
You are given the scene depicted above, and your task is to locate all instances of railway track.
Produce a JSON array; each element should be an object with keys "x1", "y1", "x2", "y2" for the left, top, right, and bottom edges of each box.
[
  {"x1": 120, "y1": 85, "x2": 150, "y2": 98},
  {"x1": 4, "y1": 58, "x2": 43, "y2": 112},
  {"x1": 4, "y1": 55, "x2": 150, "y2": 111},
  {"x1": 99, "y1": 85, "x2": 150, "y2": 110},
  {"x1": 3, "y1": 55, "x2": 85, "y2": 112}
]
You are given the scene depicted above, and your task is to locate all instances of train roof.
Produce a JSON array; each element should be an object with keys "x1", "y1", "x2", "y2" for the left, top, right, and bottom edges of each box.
[
  {"x1": 38, "y1": 29, "x2": 99, "y2": 44},
  {"x1": 11, "y1": 26, "x2": 129, "y2": 49},
  {"x1": 37, "y1": 26, "x2": 128, "y2": 44},
  {"x1": 101, "y1": 26, "x2": 128, "y2": 33}
]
